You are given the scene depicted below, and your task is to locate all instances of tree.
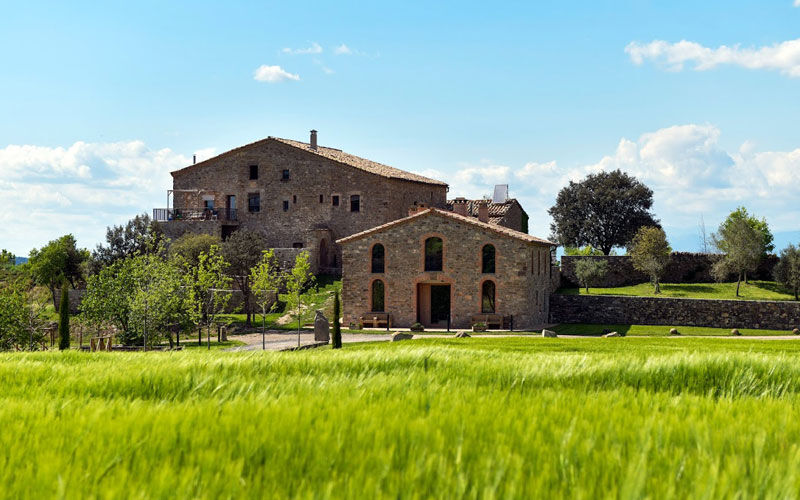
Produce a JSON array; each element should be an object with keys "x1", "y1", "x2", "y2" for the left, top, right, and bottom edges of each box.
[
  {"x1": 0, "y1": 281, "x2": 25, "y2": 351},
  {"x1": 549, "y1": 170, "x2": 659, "y2": 255},
  {"x1": 285, "y1": 251, "x2": 315, "y2": 347},
  {"x1": 716, "y1": 207, "x2": 773, "y2": 283},
  {"x1": 90, "y1": 214, "x2": 163, "y2": 274},
  {"x1": 629, "y1": 226, "x2": 671, "y2": 294},
  {"x1": 82, "y1": 258, "x2": 137, "y2": 343},
  {"x1": 574, "y1": 259, "x2": 608, "y2": 294},
  {"x1": 250, "y1": 249, "x2": 284, "y2": 350},
  {"x1": 564, "y1": 246, "x2": 606, "y2": 256},
  {"x1": 0, "y1": 250, "x2": 15, "y2": 269},
  {"x1": 222, "y1": 230, "x2": 267, "y2": 327},
  {"x1": 186, "y1": 245, "x2": 232, "y2": 347},
  {"x1": 332, "y1": 289, "x2": 342, "y2": 349},
  {"x1": 58, "y1": 283, "x2": 70, "y2": 350},
  {"x1": 711, "y1": 217, "x2": 762, "y2": 297},
  {"x1": 774, "y1": 244, "x2": 800, "y2": 300},
  {"x1": 28, "y1": 235, "x2": 89, "y2": 307},
  {"x1": 169, "y1": 233, "x2": 220, "y2": 270}
]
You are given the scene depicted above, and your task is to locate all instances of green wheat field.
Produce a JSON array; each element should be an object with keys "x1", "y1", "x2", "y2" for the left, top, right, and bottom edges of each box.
[{"x1": 4, "y1": 337, "x2": 800, "y2": 498}]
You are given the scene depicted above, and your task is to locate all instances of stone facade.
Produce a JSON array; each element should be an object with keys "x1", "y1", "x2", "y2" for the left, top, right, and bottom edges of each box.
[
  {"x1": 550, "y1": 294, "x2": 800, "y2": 331},
  {"x1": 338, "y1": 208, "x2": 555, "y2": 330},
  {"x1": 445, "y1": 198, "x2": 529, "y2": 233},
  {"x1": 160, "y1": 135, "x2": 448, "y2": 272},
  {"x1": 560, "y1": 253, "x2": 779, "y2": 288}
]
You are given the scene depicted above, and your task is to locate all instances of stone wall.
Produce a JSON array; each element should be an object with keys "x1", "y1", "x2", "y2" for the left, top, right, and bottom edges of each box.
[
  {"x1": 164, "y1": 138, "x2": 449, "y2": 270},
  {"x1": 340, "y1": 209, "x2": 554, "y2": 330},
  {"x1": 550, "y1": 294, "x2": 800, "y2": 330},
  {"x1": 560, "y1": 253, "x2": 779, "y2": 288}
]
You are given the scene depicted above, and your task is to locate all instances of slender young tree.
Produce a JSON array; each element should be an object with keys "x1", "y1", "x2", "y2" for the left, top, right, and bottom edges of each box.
[
  {"x1": 58, "y1": 283, "x2": 70, "y2": 350},
  {"x1": 711, "y1": 217, "x2": 762, "y2": 297},
  {"x1": 331, "y1": 289, "x2": 342, "y2": 349},
  {"x1": 573, "y1": 259, "x2": 608, "y2": 294},
  {"x1": 629, "y1": 226, "x2": 672, "y2": 294},
  {"x1": 774, "y1": 244, "x2": 800, "y2": 300},
  {"x1": 285, "y1": 251, "x2": 315, "y2": 347},
  {"x1": 250, "y1": 249, "x2": 283, "y2": 350}
]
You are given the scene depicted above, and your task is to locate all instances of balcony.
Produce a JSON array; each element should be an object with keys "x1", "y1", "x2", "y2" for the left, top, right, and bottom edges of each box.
[{"x1": 153, "y1": 207, "x2": 238, "y2": 222}]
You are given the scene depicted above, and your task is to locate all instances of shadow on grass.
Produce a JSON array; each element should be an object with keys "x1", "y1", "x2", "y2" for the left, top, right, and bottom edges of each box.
[{"x1": 552, "y1": 324, "x2": 632, "y2": 337}]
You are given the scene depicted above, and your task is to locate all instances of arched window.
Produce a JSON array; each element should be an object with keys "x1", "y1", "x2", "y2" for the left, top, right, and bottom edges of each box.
[
  {"x1": 371, "y1": 280, "x2": 385, "y2": 312},
  {"x1": 481, "y1": 281, "x2": 496, "y2": 313},
  {"x1": 482, "y1": 244, "x2": 495, "y2": 273},
  {"x1": 424, "y1": 237, "x2": 443, "y2": 271},
  {"x1": 371, "y1": 244, "x2": 385, "y2": 273}
]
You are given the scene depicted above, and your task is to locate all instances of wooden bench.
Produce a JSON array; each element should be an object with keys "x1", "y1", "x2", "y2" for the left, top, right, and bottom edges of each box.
[
  {"x1": 360, "y1": 313, "x2": 392, "y2": 329},
  {"x1": 470, "y1": 314, "x2": 505, "y2": 330}
]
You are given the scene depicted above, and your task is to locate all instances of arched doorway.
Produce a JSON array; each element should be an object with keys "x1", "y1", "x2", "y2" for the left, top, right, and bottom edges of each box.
[{"x1": 319, "y1": 239, "x2": 329, "y2": 271}]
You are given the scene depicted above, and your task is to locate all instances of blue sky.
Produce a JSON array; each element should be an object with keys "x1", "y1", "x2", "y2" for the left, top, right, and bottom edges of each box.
[{"x1": 2, "y1": 0, "x2": 800, "y2": 256}]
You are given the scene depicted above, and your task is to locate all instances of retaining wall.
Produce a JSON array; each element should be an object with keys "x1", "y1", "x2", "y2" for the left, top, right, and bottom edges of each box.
[
  {"x1": 549, "y1": 294, "x2": 800, "y2": 331},
  {"x1": 560, "y1": 253, "x2": 779, "y2": 288}
]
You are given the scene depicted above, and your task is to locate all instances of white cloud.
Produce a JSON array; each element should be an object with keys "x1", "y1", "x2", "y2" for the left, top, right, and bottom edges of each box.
[
  {"x1": 281, "y1": 42, "x2": 322, "y2": 55},
  {"x1": 334, "y1": 44, "x2": 352, "y2": 55},
  {"x1": 0, "y1": 140, "x2": 195, "y2": 255},
  {"x1": 626, "y1": 38, "x2": 800, "y2": 77},
  {"x1": 253, "y1": 65, "x2": 300, "y2": 83},
  {"x1": 795, "y1": 0, "x2": 800, "y2": 7}
]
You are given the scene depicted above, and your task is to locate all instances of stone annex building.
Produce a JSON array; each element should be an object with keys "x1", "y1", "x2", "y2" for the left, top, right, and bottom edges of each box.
[
  {"x1": 156, "y1": 131, "x2": 557, "y2": 329},
  {"x1": 337, "y1": 206, "x2": 556, "y2": 330},
  {"x1": 155, "y1": 131, "x2": 447, "y2": 272}
]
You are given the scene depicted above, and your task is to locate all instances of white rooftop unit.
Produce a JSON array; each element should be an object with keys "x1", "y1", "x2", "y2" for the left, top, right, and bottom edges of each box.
[{"x1": 492, "y1": 184, "x2": 509, "y2": 204}]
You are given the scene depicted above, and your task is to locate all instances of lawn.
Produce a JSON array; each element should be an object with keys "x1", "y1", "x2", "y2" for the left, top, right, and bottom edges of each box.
[
  {"x1": 552, "y1": 323, "x2": 795, "y2": 336},
  {"x1": 560, "y1": 280, "x2": 797, "y2": 301},
  {"x1": 4, "y1": 338, "x2": 800, "y2": 497}
]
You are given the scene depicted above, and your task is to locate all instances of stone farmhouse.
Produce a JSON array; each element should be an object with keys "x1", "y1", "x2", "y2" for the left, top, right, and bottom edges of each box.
[
  {"x1": 155, "y1": 131, "x2": 448, "y2": 272},
  {"x1": 446, "y1": 196, "x2": 529, "y2": 233},
  {"x1": 337, "y1": 206, "x2": 556, "y2": 330}
]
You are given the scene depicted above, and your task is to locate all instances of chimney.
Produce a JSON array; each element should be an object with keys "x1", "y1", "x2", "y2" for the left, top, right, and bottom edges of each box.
[
  {"x1": 452, "y1": 197, "x2": 468, "y2": 216},
  {"x1": 408, "y1": 202, "x2": 429, "y2": 217},
  {"x1": 477, "y1": 200, "x2": 490, "y2": 223},
  {"x1": 193, "y1": 154, "x2": 196, "y2": 165},
  {"x1": 310, "y1": 130, "x2": 318, "y2": 150}
]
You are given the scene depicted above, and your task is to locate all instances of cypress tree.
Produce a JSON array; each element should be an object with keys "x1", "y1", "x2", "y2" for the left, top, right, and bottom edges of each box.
[
  {"x1": 332, "y1": 290, "x2": 342, "y2": 349},
  {"x1": 58, "y1": 283, "x2": 70, "y2": 350}
]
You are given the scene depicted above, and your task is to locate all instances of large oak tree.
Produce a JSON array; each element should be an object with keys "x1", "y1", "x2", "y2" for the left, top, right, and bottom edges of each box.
[{"x1": 548, "y1": 170, "x2": 659, "y2": 255}]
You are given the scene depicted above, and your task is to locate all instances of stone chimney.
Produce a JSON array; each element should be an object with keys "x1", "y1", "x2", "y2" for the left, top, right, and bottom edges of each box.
[
  {"x1": 310, "y1": 130, "x2": 318, "y2": 150},
  {"x1": 408, "y1": 203, "x2": 429, "y2": 217},
  {"x1": 477, "y1": 200, "x2": 490, "y2": 223},
  {"x1": 452, "y1": 197, "x2": 468, "y2": 216}
]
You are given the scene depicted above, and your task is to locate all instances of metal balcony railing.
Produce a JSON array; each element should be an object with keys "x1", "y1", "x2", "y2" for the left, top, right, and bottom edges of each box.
[{"x1": 153, "y1": 208, "x2": 238, "y2": 222}]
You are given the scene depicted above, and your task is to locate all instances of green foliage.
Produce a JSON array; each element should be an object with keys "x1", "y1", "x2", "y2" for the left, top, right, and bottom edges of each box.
[
  {"x1": 28, "y1": 234, "x2": 88, "y2": 306},
  {"x1": 250, "y1": 249, "x2": 283, "y2": 337},
  {"x1": 90, "y1": 213, "x2": 164, "y2": 274},
  {"x1": 8, "y1": 340, "x2": 800, "y2": 496},
  {"x1": 712, "y1": 215, "x2": 763, "y2": 296},
  {"x1": 549, "y1": 169, "x2": 659, "y2": 255},
  {"x1": 58, "y1": 284, "x2": 70, "y2": 350},
  {"x1": 561, "y1": 280, "x2": 794, "y2": 301},
  {"x1": 186, "y1": 245, "x2": 232, "y2": 330},
  {"x1": 168, "y1": 233, "x2": 220, "y2": 269},
  {"x1": 717, "y1": 207, "x2": 774, "y2": 256},
  {"x1": 0, "y1": 283, "x2": 25, "y2": 350},
  {"x1": 573, "y1": 258, "x2": 609, "y2": 293},
  {"x1": 332, "y1": 290, "x2": 342, "y2": 349},
  {"x1": 629, "y1": 226, "x2": 671, "y2": 293},
  {"x1": 285, "y1": 251, "x2": 315, "y2": 336},
  {"x1": 0, "y1": 249, "x2": 15, "y2": 270},
  {"x1": 774, "y1": 244, "x2": 800, "y2": 300},
  {"x1": 563, "y1": 246, "x2": 606, "y2": 256},
  {"x1": 221, "y1": 230, "x2": 267, "y2": 326}
]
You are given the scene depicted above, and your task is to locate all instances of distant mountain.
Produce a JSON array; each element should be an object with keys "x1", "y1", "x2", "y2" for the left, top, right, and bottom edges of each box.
[{"x1": 14, "y1": 256, "x2": 28, "y2": 265}]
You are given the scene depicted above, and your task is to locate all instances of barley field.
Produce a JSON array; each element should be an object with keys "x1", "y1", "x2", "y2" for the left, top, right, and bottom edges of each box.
[{"x1": 3, "y1": 338, "x2": 800, "y2": 498}]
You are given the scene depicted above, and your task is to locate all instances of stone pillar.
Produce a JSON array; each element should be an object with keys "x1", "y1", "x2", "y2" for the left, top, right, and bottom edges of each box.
[{"x1": 314, "y1": 310, "x2": 330, "y2": 342}]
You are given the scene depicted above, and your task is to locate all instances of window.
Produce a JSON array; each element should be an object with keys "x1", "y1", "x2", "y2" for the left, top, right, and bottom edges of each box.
[
  {"x1": 371, "y1": 244, "x2": 385, "y2": 273},
  {"x1": 282, "y1": 169, "x2": 290, "y2": 181},
  {"x1": 424, "y1": 237, "x2": 443, "y2": 272},
  {"x1": 283, "y1": 200, "x2": 289, "y2": 212},
  {"x1": 350, "y1": 194, "x2": 360, "y2": 212},
  {"x1": 293, "y1": 195, "x2": 297, "y2": 204},
  {"x1": 292, "y1": 242, "x2": 304, "y2": 249},
  {"x1": 332, "y1": 195, "x2": 340, "y2": 207},
  {"x1": 371, "y1": 280, "x2": 385, "y2": 312},
  {"x1": 482, "y1": 244, "x2": 495, "y2": 274},
  {"x1": 204, "y1": 199, "x2": 214, "y2": 210},
  {"x1": 319, "y1": 194, "x2": 324, "y2": 204},
  {"x1": 249, "y1": 165, "x2": 258, "y2": 180},
  {"x1": 481, "y1": 281, "x2": 496, "y2": 313},
  {"x1": 248, "y1": 193, "x2": 260, "y2": 212}
]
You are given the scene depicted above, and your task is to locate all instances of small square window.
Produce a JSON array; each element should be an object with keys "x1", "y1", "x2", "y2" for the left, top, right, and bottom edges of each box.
[
  {"x1": 283, "y1": 200, "x2": 289, "y2": 212},
  {"x1": 293, "y1": 195, "x2": 297, "y2": 204},
  {"x1": 249, "y1": 165, "x2": 258, "y2": 180},
  {"x1": 332, "y1": 195, "x2": 340, "y2": 207},
  {"x1": 248, "y1": 193, "x2": 260, "y2": 212},
  {"x1": 350, "y1": 194, "x2": 360, "y2": 212},
  {"x1": 319, "y1": 194, "x2": 324, "y2": 204},
  {"x1": 282, "y1": 169, "x2": 290, "y2": 181}
]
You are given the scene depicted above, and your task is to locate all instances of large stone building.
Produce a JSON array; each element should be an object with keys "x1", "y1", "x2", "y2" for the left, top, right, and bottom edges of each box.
[
  {"x1": 337, "y1": 206, "x2": 556, "y2": 330},
  {"x1": 155, "y1": 131, "x2": 448, "y2": 272}
]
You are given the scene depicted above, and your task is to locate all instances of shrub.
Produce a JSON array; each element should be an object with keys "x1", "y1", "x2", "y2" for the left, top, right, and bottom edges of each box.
[
  {"x1": 410, "y1": 322, "x2": 425, "y2": 332},
  {"x1": 574, "y1": 259, "x2": 608, "y2": 293}
]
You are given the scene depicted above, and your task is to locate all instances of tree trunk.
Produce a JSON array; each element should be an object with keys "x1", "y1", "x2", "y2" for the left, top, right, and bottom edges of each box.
[
  {"x1": 654, "y1": 278, "x2": 661, "y2": 294},
  {"x1": 744, "y1": 271, "x2": 749, "y2": 284},
  {"x1": 736, "y1": 273, "x2": 742, "y2": 297},
  {"x1": 585, "y1": 285, "x2": 589, "y2": 294},
  {"x1": 602, "y1": 246, "x2": 613, "y2": 256}
]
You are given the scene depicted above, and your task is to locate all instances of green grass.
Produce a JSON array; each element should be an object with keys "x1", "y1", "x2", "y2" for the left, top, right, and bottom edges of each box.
[
  {"x1": 552, "y1": 323, "x2": 796, "y2": 337},
  {"x1": 560, "y1": 280, "x2": 797, "y2": 301},
  {"x1": 6, "y1": 338, "x2": 800, "y2": 497}
]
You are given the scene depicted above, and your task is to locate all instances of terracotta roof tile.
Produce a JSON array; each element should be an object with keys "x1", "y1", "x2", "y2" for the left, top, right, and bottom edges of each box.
[
  {"x1": 336, "y1": 208, "x2": 554, "y2": 246},
  {"x1": 446, "y1": 199, "x2": 519, "y2": 224}
]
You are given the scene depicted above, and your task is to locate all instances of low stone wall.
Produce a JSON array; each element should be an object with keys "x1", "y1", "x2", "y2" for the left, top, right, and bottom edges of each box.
[
  {"x1": 560, "y1": 253, "x2": 778, "y2": 288},
  {"x1": 550, "y1": 294, "x2": 800, "y2": 331}
]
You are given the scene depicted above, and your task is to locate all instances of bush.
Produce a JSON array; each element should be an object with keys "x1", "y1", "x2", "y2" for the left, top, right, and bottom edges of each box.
[{"x1": 410, "y1": 322, "x2": 425, "y2": 332}]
